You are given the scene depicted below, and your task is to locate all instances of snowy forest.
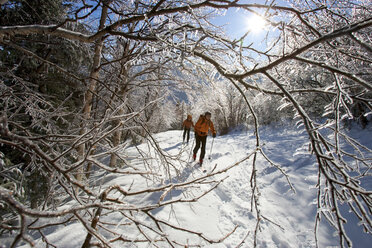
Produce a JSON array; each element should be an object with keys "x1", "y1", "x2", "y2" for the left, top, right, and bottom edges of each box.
[{"x1": 0, "y1": 0, "x2": 371, "y2": 247}]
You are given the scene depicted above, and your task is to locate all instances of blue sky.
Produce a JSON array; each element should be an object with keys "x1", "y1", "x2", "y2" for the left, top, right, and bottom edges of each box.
[{"x1": 210, "y1": 0, "x2": 289, "y2": 51}]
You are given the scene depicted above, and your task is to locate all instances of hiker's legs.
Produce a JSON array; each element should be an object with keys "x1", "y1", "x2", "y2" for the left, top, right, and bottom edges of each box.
[
  {"x1": 199, "y1": 136, "x2": 207, "y2": 160},
  {"x1": 186, "y1": 129, "x2": 190, "y2": 142},
  {"x1": 183, "y1": 128, "x2": 187, "y2": 142},
  {"x1": 193, "y1": 134, "x2": 201, "y2": 155}
]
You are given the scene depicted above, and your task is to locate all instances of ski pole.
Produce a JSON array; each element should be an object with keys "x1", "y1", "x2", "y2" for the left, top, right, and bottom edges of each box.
[{"x1": 208, "y1": 137, "x2": 215, "y2": 160}]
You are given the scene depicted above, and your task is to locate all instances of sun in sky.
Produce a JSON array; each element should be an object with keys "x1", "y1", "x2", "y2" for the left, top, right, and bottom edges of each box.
[{"x1": 245, "y1": 13, "x2": 268, "y2": 33}]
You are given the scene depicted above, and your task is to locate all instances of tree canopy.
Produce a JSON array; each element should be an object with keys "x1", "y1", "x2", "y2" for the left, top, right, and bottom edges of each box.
[{"x1": 0, "y1": 0, "x2": 371, "y2": 247}]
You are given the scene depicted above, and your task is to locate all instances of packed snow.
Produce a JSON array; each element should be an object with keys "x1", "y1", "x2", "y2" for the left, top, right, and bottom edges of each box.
[{"x1": 11, "y1": 123, "x2": 372, "y2": 247}]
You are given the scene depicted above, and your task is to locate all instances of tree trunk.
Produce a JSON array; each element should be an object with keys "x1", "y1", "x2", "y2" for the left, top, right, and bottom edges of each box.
[
  {"x1": 109, "y1": 41, "x2": 132, "y2": 168},
  {"x1": 76, "y1": 1, "x2": 110, "y2": 181},
  {"x1": 109, "y1": 86, "x2": 128, "y2": 168},
  {"x1": 109, "y1": 107, "x2": 125, "y2": 168}
]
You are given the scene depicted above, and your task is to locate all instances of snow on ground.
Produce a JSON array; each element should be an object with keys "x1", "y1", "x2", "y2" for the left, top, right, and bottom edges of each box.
[{"x1": 12, "y1": 123, "x2": 372, "y2": 247}]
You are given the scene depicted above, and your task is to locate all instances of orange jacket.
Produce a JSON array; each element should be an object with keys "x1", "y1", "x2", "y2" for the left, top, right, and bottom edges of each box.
[
  {"x1": 182, "y1": 115, "x2": 194, "y2": 129},
  {"x1": 194, "y1": 115, "x2": 216, "y2": 137}
]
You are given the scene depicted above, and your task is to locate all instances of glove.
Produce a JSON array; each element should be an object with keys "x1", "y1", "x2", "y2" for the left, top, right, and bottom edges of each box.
[{"x1": 213, "y1": 133, "x2": 216, "y2": 138}]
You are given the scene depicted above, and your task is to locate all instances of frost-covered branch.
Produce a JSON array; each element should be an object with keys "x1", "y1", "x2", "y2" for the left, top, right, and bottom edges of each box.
[{"x1": 1, "y1": 0, "x2": 371, "y2": 247}]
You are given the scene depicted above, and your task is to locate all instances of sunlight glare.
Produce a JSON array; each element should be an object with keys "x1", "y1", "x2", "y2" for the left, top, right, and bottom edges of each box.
[{"x1": 245, "y1": 14, "x2": 267, "y2": 33}]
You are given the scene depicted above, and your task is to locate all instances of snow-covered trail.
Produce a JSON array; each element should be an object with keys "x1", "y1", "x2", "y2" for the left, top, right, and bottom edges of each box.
[
  {"x1": 151, "y1": 126, "x2": 371, "y2": 247},
  {"x1": 13, "y1": 125, "x2": 372, "y2": 248},
  {"x1": 148, "y1": 129, "x2": 314, "y2": 247}
]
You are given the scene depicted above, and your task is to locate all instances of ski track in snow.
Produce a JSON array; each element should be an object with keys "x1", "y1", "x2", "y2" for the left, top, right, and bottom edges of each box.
[
  {"x1": 150, "y1": 127, "x2": 372, "y2": 247},
  {"x1": 150, "y1": 131, "x2": 300, "y2": 247},
  {"x1": 11, "y1": 125, "x2": 372, "y2": 248}
]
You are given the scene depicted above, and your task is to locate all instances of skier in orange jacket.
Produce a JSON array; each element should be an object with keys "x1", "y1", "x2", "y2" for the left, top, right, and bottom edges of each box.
[
  {"x1": 193, "y1": 112, "x2": 216, "y2": 165},
  {"x1": 182, "y1": 114, "x2": 194, "y2": 144}
]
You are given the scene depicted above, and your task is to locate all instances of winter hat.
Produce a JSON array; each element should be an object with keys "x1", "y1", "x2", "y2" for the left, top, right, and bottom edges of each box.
[{"x1": 205, "y1": 111, "x2": 211, "y2": 116}]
